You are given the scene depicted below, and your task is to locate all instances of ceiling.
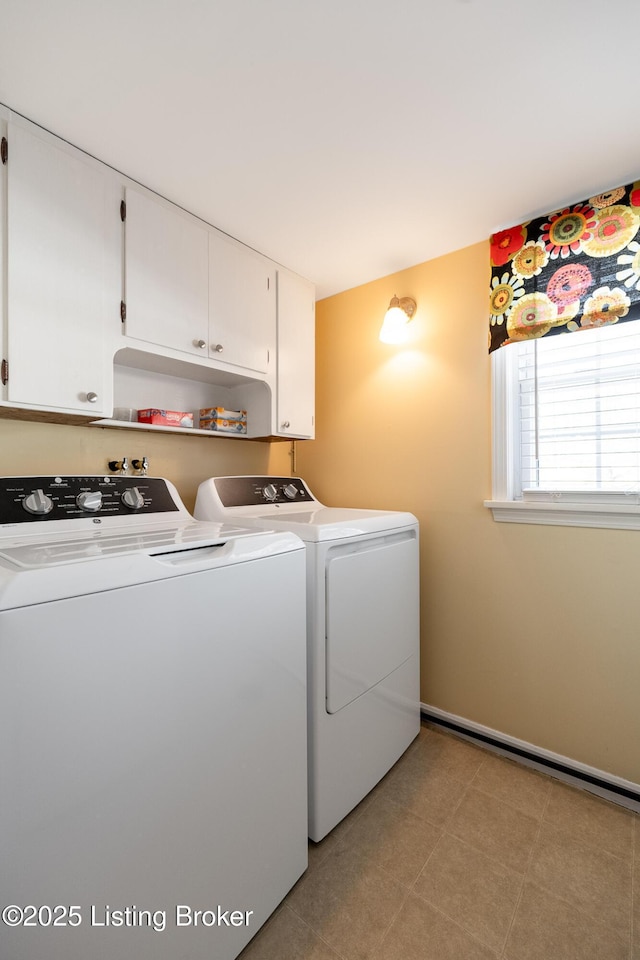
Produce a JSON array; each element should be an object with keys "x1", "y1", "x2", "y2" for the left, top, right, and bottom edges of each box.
[{"x1": 1, "y1": 0, "x2": 640, "y2": 300}]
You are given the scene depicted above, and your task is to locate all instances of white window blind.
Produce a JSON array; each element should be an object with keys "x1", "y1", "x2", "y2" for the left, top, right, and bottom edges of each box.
[{"x1": 517, "y1": 319, "x2": 640, "y2": 499}]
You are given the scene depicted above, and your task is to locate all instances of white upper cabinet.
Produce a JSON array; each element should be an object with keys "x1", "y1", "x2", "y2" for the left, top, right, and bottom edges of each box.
[
  {"x1": 276, "y1": 270, "x2": 315, "y2": 438},
  {"x1": 5, "y1": 121, "x2": 116, "y2": 415},
  {"x1": 0, "y1": 107, "x2": 314, "y2": 438},
  {"x1": 123, "y1": 187, "x2": 209, "y2": 358},
  {"x1": 123, "y1": 191, "x2": 275, "y2": 376},
  {"x1": 208, "y1": 231, "x2": 275, "y2": 374}
]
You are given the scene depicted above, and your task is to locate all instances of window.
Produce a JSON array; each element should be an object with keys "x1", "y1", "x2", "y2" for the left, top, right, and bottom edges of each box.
[{"x1": 486, "y1": 319, "x2": 640, "y2": 529}]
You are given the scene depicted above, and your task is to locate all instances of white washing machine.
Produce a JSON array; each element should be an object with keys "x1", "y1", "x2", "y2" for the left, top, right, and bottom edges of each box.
[
  {"x1": 195, "y1": 476, "x2": 420, "y2": 841},
  {"x1": 0, "y1": 475, "x2": 307, "y2": 960}
]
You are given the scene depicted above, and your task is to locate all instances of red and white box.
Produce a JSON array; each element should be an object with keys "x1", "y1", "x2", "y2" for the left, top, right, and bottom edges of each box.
[{"x1": 137, "y1": 409, "x2": 194, "y2": 428}]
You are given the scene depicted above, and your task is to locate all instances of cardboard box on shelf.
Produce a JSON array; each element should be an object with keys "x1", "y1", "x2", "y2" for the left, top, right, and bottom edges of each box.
[
  {"x1": 199, "y1": 407, "x2": 247, "y2": 422},
  {"x1": 137, "y1": 409, "x2": 194, "y2": 428},
  {"x1": 199, "y1": 418, "x2": 248, "y2": 434}
]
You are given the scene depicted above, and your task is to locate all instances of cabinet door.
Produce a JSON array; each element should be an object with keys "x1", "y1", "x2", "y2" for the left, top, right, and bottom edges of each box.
[
  {"x1": 124, "y1": 187, "x2": 209, "y2": 357},
  {"x1": 6, "y1": 122, "x2": 113, "y2": 414},
  {"x1": 209, "y1": 231, "x2": 275, "y2": 373},
  {"x1": 277, "y1": 270, "x2": 315, "y2": 438}
]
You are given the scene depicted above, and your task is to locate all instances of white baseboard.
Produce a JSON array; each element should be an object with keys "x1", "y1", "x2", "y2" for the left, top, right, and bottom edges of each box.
[{"x1": 421, "y1": 703, "x2": 640, "y2": 814}]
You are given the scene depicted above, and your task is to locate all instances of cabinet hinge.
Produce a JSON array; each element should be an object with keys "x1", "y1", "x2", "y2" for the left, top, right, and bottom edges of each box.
[
  {"x1": 1, "y1": 358, "x2": 8, "y2": 385},
  {"x1": 120, "y1": 300, "x2": 127, "y2": 322},
  {"x1": 1, "y1": 137, "x2": 7, "y2": 165},
  {"x1": 120, "y1": 199, "x2": 126, "y2": 221}
]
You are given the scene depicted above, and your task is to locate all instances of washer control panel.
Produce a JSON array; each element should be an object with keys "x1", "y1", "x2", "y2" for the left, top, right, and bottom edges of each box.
[
  {"x1": 0, "y1": 476, "x2": 180, "y2": 524},
  {"x1": 214, "y1": 476, "x2": 315, "y2": 508}
]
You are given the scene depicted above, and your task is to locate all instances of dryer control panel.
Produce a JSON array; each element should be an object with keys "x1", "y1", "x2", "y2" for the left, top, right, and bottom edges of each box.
[
  {"x1": 0, "y1": 476, "x2": 181, "y2": 524},
  {"x1": 214, "y1": 476, "x2": 315, "y2": 508}
]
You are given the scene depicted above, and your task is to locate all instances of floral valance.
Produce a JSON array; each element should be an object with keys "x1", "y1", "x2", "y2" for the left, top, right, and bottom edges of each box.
[{"x1": 488, "y1": 181, "x2": 640, "y2": 353}]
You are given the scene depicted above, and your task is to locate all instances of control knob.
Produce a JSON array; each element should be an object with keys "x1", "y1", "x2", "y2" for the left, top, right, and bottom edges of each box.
[
  {"x1": 23, "y1": 489, "x2": 54, "y2": 515},
  {"x1": 76, "y1": 490, "x2": 103, "y2": 513},
  {"x1": 283, "y1": 483, "x2": 299, "y2": 500},
  {"x1": 121, "y1": 486, "x2": 145, "y2": 510},
  {"x1": 262, "y1": 483, "x2": 278, "y2": 502}
]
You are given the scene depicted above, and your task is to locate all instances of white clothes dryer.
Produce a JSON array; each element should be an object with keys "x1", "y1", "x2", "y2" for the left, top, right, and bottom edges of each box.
[
  {"x1": 195, "y1": 476, "x2": 420, "y2": 841},
  {"x1": 0, "y1": 475, "x2": 307, "y2": 960}
]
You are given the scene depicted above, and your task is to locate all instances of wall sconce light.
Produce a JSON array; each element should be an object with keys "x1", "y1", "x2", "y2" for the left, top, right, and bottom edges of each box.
[{"x1": 379, "y1": 295, "x2": 417, "y2": 344}]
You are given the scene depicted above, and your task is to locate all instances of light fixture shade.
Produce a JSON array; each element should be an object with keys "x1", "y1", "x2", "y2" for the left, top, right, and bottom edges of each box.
[
  {"x1": 379, "y1": 296, "x2": 416, "y2": 344},
  {"x1": 379, "y1": 306, "x2": 409, "y2": 343}
]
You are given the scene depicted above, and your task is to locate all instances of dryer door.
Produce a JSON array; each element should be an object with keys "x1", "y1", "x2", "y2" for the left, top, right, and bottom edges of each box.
[{"x1": 325, "y1": 531, "x2": 419, "y2": 714}]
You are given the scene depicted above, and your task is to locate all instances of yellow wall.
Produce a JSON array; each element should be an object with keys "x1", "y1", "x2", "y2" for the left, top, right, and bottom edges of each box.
[
  {"x1": 297, "y1": 239, "x2": 640, "y2": 785},
  {"x1": 0, "y1": 418, "x2": 291, "y2": 514}
]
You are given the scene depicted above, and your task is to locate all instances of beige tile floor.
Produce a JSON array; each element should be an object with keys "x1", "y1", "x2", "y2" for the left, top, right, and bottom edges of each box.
[{"x1": 238, "y1": 722, "x2": 640, "y2": 960}]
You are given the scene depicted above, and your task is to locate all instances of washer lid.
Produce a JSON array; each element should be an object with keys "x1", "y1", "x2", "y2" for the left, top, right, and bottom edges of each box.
[
  {"x1": 0, "y1": 524, "x2": 304, "y2": 610},
  {"x1": 0, "y1": 520, "x2": 260, "y2": 569}
]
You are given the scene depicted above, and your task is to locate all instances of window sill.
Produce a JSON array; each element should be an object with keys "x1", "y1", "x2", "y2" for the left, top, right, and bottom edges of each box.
[{"x1": 484, "y1": 499, "x2": 640, "y2": 531}]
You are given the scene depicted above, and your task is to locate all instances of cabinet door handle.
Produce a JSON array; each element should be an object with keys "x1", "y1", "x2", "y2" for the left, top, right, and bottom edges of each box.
[
  {"x1": 281, "y1": 420, "x2": 290, "y2": 429},
  {"x1": 212, "y1": 343, "x2": 224, "y2": 353},
  {"x1": 194, "y1": 339, "x2": 206, "y2": 349},
  {"x1": 85, "y1": 392, "x2": 98, "y2": 403}
]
